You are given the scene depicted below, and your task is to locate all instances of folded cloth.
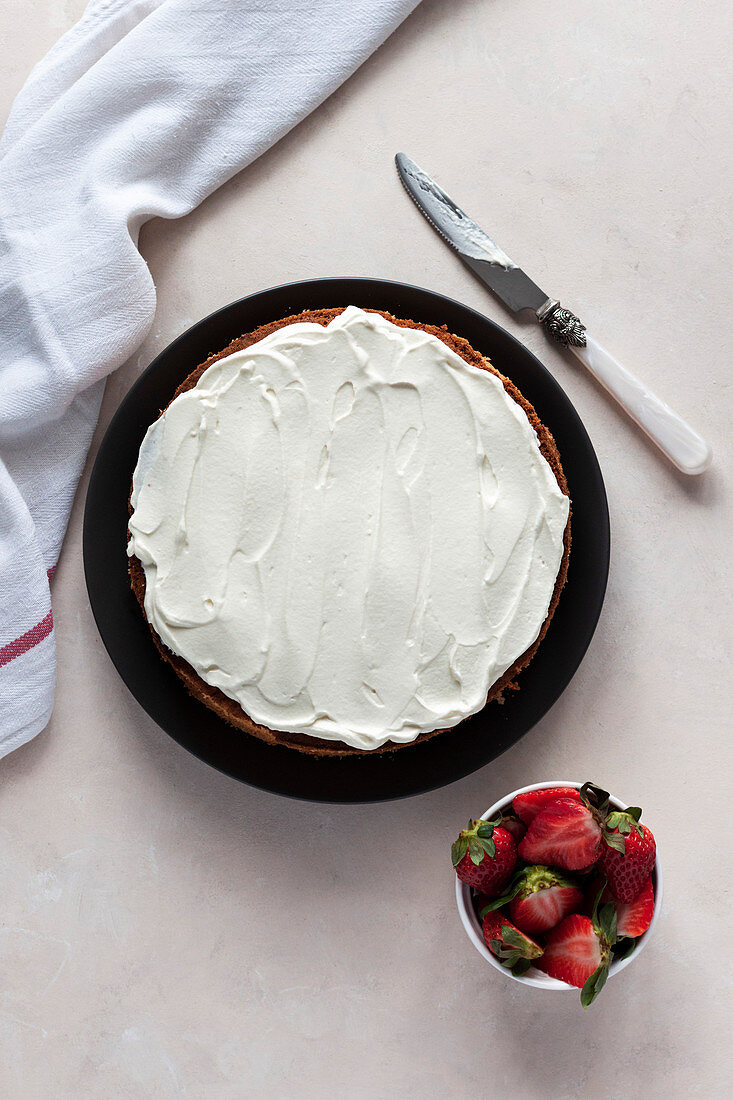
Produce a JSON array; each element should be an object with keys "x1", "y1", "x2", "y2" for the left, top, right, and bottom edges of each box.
[{"x1": 0, "y1": 0, "x2": 420, "y2": 758}]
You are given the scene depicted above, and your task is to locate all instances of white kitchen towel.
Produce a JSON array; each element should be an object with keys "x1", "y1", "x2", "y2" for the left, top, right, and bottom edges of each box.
[{"x1": 0, "y1": 0, "x2": 421, "y2": 758}]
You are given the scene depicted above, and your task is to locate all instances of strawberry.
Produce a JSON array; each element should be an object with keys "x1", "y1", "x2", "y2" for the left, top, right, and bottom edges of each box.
[
  {"x1": 499, "y1": 813, "x2": 527, "y2": 844},
  {"x1": 482, "y1": 912, "x2": 543, "y2": 976},
  {"x1": 518, "y1": 798, "x2": 602, "y2": 871},
  {"x1": 513, "y1": 786, "x2": 582, "y2": 824},
  {"x1": 537, "y1": 914, "x2": 606, "y2": 996},
  {"x1": 538, "y1": 888, "x2": 617, "y2": 1007},
  {"x1": 451, "y1": 818, "x2": 517, "y2": 897},
  {"x1": 582, "y1": 871, "x2": 654, "y2": 939},
  {"x1": 615, "y1": 875, "x2": 654, "y2": 938},
  {"x1": 600, "y1": 810, "x2": 656, "y2": 903},
  {"x1": 480, "y1": 865, "x2": 584, "y2": 935},
  {"x1": 509, "y1": 867, "x2": 584, "y2": 935}
]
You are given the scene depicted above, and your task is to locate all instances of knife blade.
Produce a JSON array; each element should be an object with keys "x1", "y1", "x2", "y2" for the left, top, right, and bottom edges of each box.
[
  {"x1": 394, "y1": 152, "x2": 712, "y2": 476},
  {"x1": 395, "y1": 152, "x2": 549, "y2": 316}
]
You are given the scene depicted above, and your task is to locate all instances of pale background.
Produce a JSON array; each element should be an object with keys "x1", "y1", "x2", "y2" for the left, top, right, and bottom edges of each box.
[{"x1": 1, "y1": 1, "x2": 731, "y2": 1097}]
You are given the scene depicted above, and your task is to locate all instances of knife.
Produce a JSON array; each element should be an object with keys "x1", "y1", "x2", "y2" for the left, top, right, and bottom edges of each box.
[{"x1": 395, "y1": 153, "x2": 711, "y2": 476}]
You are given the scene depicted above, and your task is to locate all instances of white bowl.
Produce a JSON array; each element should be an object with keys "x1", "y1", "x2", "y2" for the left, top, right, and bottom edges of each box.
[{"x1": 455, "y1": 780, "x2": 663, "y2": 990}]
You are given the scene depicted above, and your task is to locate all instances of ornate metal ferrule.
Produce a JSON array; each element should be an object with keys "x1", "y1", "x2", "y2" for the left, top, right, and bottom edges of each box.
[{"x1": 537, "y1": 299, "x2": 587, "y2": 347}]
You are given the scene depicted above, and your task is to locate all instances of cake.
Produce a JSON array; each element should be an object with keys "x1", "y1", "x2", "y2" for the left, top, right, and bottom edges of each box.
[{"x1": 128, "y1": 306, "x2": 571, "y2": 755}]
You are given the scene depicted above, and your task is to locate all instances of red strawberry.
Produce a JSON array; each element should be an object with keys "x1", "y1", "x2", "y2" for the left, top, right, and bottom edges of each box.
[
  {"x1": 518, "y1": 798, "x2": 602, "y2": 871},
  {"x1": 451, "y1": 818, "x2": 517, "y2": 897},
  {"x1": 482, "y1": 912, "x2": 543, "y2": 975},
  {"x1": 600, "y1": 813, "x2": 656, "y2": 902},
  {"x1": 582, "y1": 872, "x2": 654, "y2": 938},
  {"x1": 537, "y1": 914, "x2": 608, "y2": 992},
  {"x1": 507, "y1": 866, "x2": 585, "y2": 935},
  {"x1": 513, "y1": 786, "x2": 582, "y2": 824},
  {"x1": 540, "y1": 882, "x2": 619, "y2": 1007},
  {"x1": 499, "y1": 813, "x2": 527, "y2": 844},
  {"x1": 615, "y1": 876, "x2": 655, "y2": 937}
]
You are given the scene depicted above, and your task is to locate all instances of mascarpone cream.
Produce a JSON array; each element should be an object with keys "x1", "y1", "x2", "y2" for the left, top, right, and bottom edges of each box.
[{"x1": 128, "y1": 307, "x2": 569, "y2": 750}]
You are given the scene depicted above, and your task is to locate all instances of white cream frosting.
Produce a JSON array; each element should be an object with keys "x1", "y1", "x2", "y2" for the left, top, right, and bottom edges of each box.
[{"x1": 128, "y1": 307, "x2": 569, "y2": 750}]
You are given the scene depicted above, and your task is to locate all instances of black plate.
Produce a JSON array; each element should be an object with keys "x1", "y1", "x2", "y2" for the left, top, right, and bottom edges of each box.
[{"x1": 84, "y1": 278, "x2": 609, "y2": 802}]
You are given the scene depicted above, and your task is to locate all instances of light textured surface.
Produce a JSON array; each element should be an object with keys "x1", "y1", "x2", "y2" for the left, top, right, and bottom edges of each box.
[{"x1": 1, "y1": 1, "x2": 731, "y2": 1096}]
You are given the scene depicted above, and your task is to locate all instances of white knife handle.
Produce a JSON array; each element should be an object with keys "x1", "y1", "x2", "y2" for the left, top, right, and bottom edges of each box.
[{"x1": 568, "y1": 334, "x2": 711, "y2": 475}]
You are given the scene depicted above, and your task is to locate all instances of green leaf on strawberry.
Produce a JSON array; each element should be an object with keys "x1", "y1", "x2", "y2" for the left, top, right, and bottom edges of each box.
[
  {"x1": 451, "y1": 818, "x2": 501, "y2": 868},
  {"x1": 467, "y1": 835, "x2": 497, "y2": 864},
  {"x1": 467, "y1": 837, "x2": 483, "y2": 864},
  {"x1": 581, "y1": 962, "x2": 609, "y2": 1008},
  {"x1": 603, "y1": 830, "x2": 627, "y2": 854}
]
